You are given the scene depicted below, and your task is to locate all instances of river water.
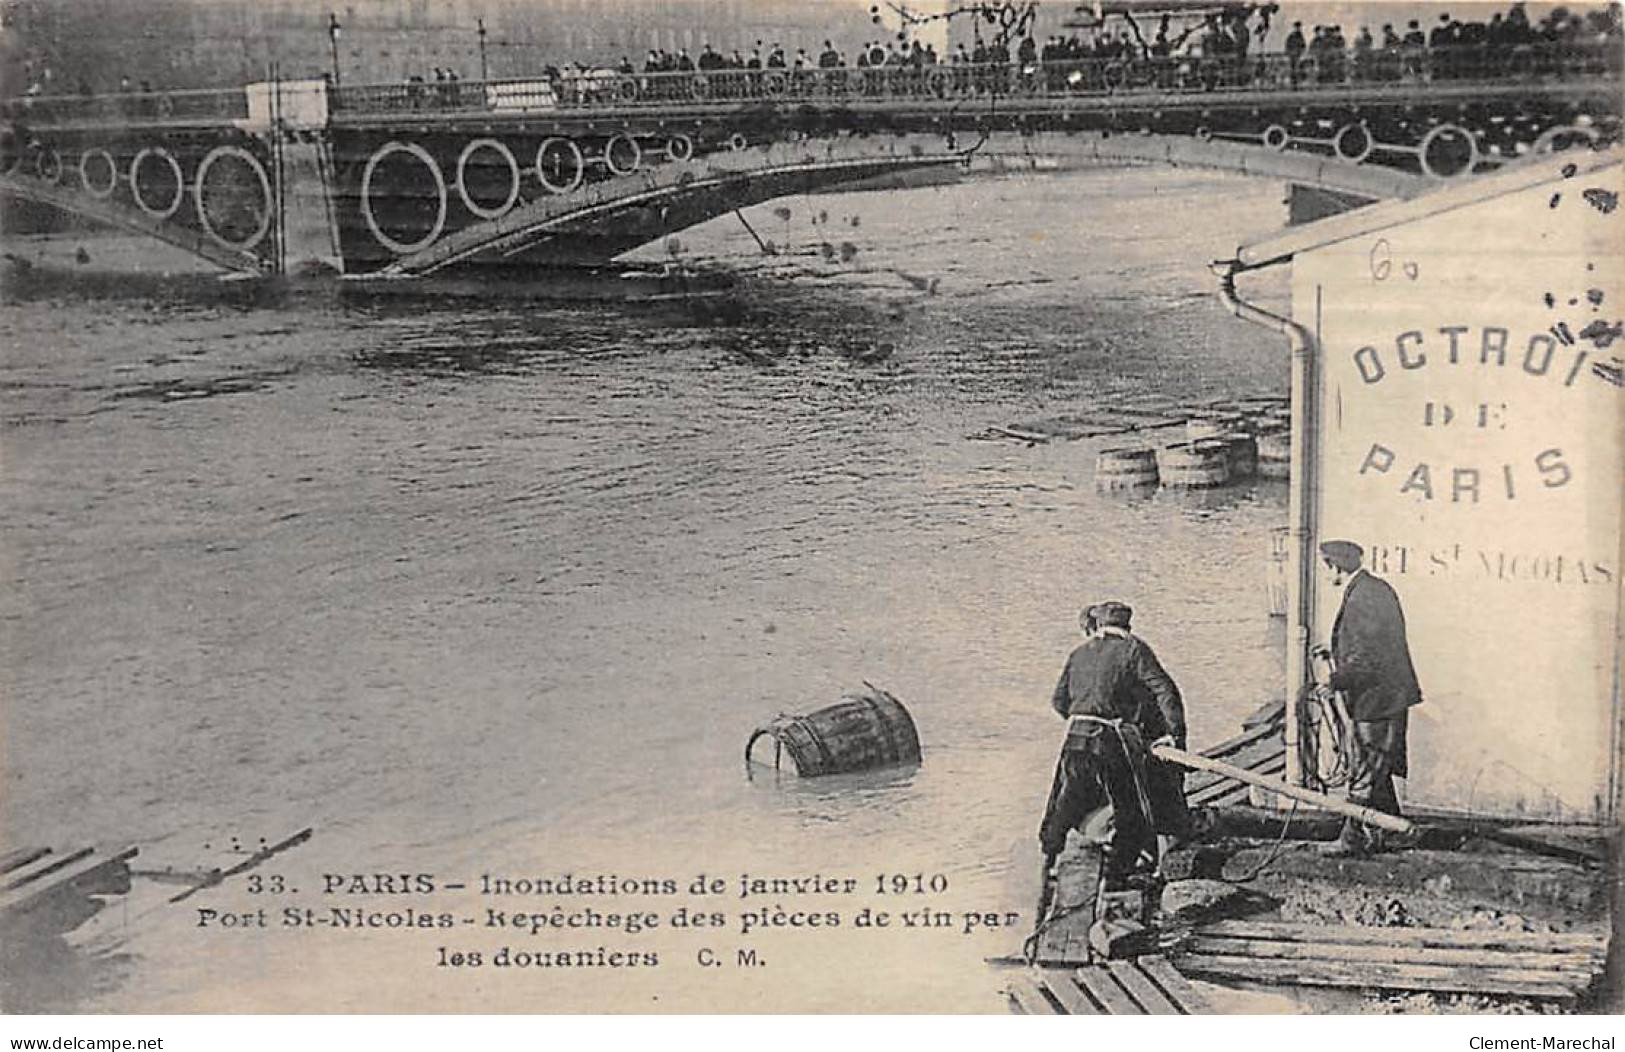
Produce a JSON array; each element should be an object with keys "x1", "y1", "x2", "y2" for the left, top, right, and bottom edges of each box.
[{"x1": 1, "y1": 166, "x2": 1292, "y2": 1012}]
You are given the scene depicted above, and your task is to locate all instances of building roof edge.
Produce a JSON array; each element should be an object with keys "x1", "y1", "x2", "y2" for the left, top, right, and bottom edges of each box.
[{"x1": 1236, "y1": 146, "x2": 1625, "y2": 269}]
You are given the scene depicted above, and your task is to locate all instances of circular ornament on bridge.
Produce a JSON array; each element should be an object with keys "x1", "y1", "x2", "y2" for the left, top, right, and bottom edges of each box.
[
  {"x1": 617, "y1": 76, "x2": 640, "y2": 102},
  {"x1": 79, "y1": 148, "x2": 119, "y2": 198},
  {"x1": 1532, "y1": 124, "x2": 1599, "y2": 155},
  {"x1": 762, "y1": 71, "x2": 788, "y2": 97},
  {"x1": 727, "y1": 132, "x2": 749, "y2": 153},
  {"x1": 603, "y1": 133, "x2": 642, "y2": 177},
  {"x1": 690, "y1": 75, "x2": 711, "y2": 100},
  {"x1": 1418, "y1": 123, "x2": 1479, "y2": 179},
  {"x1": 665, "y1": 133, "x2": 695, "y2": 163},
  {"x1": 1333, "y1": 123, "x2": 1374, "y2": 164},
  {"x1": 194, "y1": 145, "x2": 272, "y2": 251},
  {"x1": 1261, "y1": 124, "x2": 1290, "y2": 151},
  {"x1": 130, "y1": 147, "x2": 184, "y2": 219},
  {"x1": 360, "y1": 140, "x2": 448, "y2": 255},
  {"x1": 535, "y1": 137, "x2": 585, "y2": 195},
  {"x1": 34, "y1": 146, "x2": 63, "y2": 184},
  {"x1": 455, "y1": 138, "x2": 520, "y2": 220},
  {"x1": 1104, "y1": 61, "x2": 1127, "y2": 89}
]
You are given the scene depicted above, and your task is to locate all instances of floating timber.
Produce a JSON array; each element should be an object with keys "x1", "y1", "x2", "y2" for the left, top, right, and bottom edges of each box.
[
  {"x1": 166, "y1": 827, "x2": 315, "y2": 903},
  {"x1": 972, "y1": 395, "x2": 1290, "y2": 446},
  {"x1": 1175, "y1": 920, "x2": 1607, "y2": 1003},
  {"x1": 1003, "y1": 955, "x2": 1210, "y2": 1015}
]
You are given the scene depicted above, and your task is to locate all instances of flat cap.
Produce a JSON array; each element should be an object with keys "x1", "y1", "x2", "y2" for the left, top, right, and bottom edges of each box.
[
  {"x1": 1094, "y1": 601, "x2": 1133, "y2": 628},
  {"x1": 1319, "y1": 540, "x2": 1364, "y2": 572}
]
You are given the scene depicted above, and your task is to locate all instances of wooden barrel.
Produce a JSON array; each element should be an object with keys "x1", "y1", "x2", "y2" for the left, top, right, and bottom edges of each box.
[
  {"x1": 1217, "y1": 432, "x2": 1258, "y2": 480},
  {"x1": 1257, "y1": 428, "x2": 1291, "y2": 480},
  {"x1": 1156, "y1": 441, "x2": 1230, "y2": 489},
  {"x1": 745, "y1": 685, "x2": 921, "y2": 776},
  {"x1": 1185, "y1": 412, "x2": 1245, "y2": 443},
  {"x1": 1095, "y1": 446, "x2": 1159, "y2": 491}
]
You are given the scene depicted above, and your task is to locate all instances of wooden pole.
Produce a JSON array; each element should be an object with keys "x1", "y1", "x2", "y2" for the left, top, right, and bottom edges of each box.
[{"x1": 1151, "y1": 743, "x2": 1414, "y2": 834}]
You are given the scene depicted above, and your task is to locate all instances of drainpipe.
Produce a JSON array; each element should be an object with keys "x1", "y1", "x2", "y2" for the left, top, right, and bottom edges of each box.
[{"x1": 1216, "y1": 259, "x2": 1314, "y2": 793}]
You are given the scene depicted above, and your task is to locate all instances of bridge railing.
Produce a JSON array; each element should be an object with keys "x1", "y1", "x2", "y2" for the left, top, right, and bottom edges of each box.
[
  {"x1": 3, "y1": 40, "x2": 1618, "y2": 130},
  {"x1": 1, "y1": 87, "x2": 249, "y2": 127},
  {"x1": 326, "y1": 41, "x2": 1619, "y2": 117}
]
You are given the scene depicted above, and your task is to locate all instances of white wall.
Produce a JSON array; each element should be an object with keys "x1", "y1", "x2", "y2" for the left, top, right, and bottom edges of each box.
[{"x1": 1294, "y1": 160, "x2": 1622, "y2": 821}]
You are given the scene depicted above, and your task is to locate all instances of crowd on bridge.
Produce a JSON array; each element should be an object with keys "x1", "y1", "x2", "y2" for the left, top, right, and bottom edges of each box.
[
  {"x1": 7, "y1": 0, "x2": 1622, "y2": 120},
  {"x1": 533, "y1": 1, "x2": 1620, "y2": 105}
]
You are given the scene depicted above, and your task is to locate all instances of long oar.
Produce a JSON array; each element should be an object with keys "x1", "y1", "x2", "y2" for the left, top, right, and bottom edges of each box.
[{"x1": 1150, "y1": 744, "x2": 1413, "y2": 834}]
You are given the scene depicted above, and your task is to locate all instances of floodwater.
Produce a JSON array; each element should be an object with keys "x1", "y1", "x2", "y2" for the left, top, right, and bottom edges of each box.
[{"x1": 0, "y1": 166, "x2": 1292, "y2": 1012}]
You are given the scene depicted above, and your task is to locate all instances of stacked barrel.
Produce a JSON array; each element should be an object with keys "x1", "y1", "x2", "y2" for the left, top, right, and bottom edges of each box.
[{"x1": 1093, "y1": 400, "x2": 1291, "y2": 494}]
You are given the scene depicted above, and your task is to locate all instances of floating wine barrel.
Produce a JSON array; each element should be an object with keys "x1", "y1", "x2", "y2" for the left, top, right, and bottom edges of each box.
[
  {"x1": 1095, "y1": 446, "x2": 1159, "y2": 491},
  {"x1": 1186, "y1": 412, "x2": 1245, "y2": 443},
  {"x1": 1157, "y1": 441, "x2": 1230, "y2": 489},
  {"x1": 1257, "y1": 429, "x2": 1291, "y2": 480},
  {"x1": 1217, "y1": 432, "x2": 1258, "y2": 480},
  {"x1": 745, "y1": 685, "x2": 921, "y2": 776}
]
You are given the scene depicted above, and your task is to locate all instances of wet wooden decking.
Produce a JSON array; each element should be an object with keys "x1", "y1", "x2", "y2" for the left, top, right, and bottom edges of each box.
[{"x1": 1004, "y1": 955, "x2": 1209, "y2": 1015}]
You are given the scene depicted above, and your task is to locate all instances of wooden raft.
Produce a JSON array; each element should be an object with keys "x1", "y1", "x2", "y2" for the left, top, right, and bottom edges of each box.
[
  {"x1": 1175, "y1": 920, "x2": 1608, "y2": 1003},
  {"x1": 1004, "y1": 955, "x2": 1210, "y2": 1015},
  {"x1": 0, "y1": 845, "x2": 139, "y2": 934}
]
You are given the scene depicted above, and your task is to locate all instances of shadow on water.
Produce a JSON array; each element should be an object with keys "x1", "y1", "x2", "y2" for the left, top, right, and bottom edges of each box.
[
  {"x1": 0, "y1": 922, "x2": 135, "y2": 1014},
  {"x1": 104, "y1": 369, "x2": 296, "y2": 404},
  {"x1": 0, "y1": 263, "x2": 299, "y2": 311}
]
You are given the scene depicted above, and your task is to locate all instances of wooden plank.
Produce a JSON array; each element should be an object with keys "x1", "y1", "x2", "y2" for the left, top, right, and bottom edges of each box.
[
  {"x1": 1199, "y1": 720, "x2": 1281, "y2": 760},
  {"x1": 1075, "y1": 964, "x2": 1145, "y2": 1015},
  {"x1": 1484, "y1": 825, "x2": 1607, "y2": 864},
  {"x1": 2, "y1": 846, "x2": 94, "y2": 892},
  {"x1": 1186, "y1": 746, "x2": 1285, "y2": 796},
  {"x1": 1176, "y1": 953, "x2": 1581, "y2": 1000},
  {"x1": 1199, "y1": 920, "x2": 1607, "y2": 956},
  {"x1": 1139, "y1": 955, "x2": 1210, "y2": 1013},
  {"x1": 1108, "y1": 959, "x2": 1183, "y2": 1015},
  {"x1": 0, "y1": 848, "x2": 138, "y2": 917},
  {"x1": 1187, "y1": 757, "x2": 1286, "y2": 805},
  {"x1": 1197, "y1": 782, "x2": 1255, "y2": 807},
  {"x1": 1040, "y1": 969, "x2": 1105, "y2": 1015},
  {"x1": 1005, "y1": 974, "x2": 1063, "y2": 1015},
  {"x1": 0, "y1": 847, "x2": 51, "y2": 875},
  {"x1": 1185, "y1": 937, "x2": 1601, "y2": 974}
]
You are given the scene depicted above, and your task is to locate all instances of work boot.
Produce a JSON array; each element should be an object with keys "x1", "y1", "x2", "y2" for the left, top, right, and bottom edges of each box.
[
  {"x1": 1318, "y1": 821, "x2": 1370, "y2": 858},
  {"x1": 1317, "y1": 837, "x2": 1367, "y2": 858}
]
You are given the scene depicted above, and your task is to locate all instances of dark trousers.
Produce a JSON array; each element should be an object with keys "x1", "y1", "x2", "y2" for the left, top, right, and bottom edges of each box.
[
  {"x1": 1338, "y1": 715, "x2": 1407, "y2": 848},
  {"x1": 1037, "y1": 725, "x2": 1156, "y2": 886}
]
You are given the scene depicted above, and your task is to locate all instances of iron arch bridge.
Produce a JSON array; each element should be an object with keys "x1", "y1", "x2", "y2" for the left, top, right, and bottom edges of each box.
[{"x1": 2, "y1": 46, "x2": 1617, "y2": 278}]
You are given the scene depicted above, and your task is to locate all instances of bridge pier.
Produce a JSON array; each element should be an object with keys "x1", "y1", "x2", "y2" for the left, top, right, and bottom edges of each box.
[{"x1": 245, "y1": 80, "x2": 343, "y2": 275}]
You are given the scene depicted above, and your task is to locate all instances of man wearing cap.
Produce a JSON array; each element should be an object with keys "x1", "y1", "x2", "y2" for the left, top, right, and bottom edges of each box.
[
  {"x1": 1313, "y1": 540, "x2": 1423, "y2": 856},
  {"x1": 1039, "y1": 602, "x2": 1189, "y2": 890}
]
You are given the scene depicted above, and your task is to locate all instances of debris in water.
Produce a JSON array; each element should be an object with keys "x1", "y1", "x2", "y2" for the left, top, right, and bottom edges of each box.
[{"x1": 1581, "y1": 187, "x2": 1618, "y2": 214}]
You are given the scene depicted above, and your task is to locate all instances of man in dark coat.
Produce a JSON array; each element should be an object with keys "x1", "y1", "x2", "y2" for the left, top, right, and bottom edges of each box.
[
  {"x1": 1039, "y1": 602, "x2": 1189, "y2": 889},
  {"x1": 1313, "y1": 540, "x2": 1423, "y2": 855}
]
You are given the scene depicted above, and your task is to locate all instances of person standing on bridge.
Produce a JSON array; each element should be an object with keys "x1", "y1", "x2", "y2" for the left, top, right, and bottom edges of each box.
[
  {"x1": 1284, "y1": 21, "x2": 1306, "y2": 85},
  {"x1": 1306, "y1": 541, "x2": 1424, "y2": 857},
  {"x1": 1038, "y1": 602, "x2": 1190, "y2": 892}
]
